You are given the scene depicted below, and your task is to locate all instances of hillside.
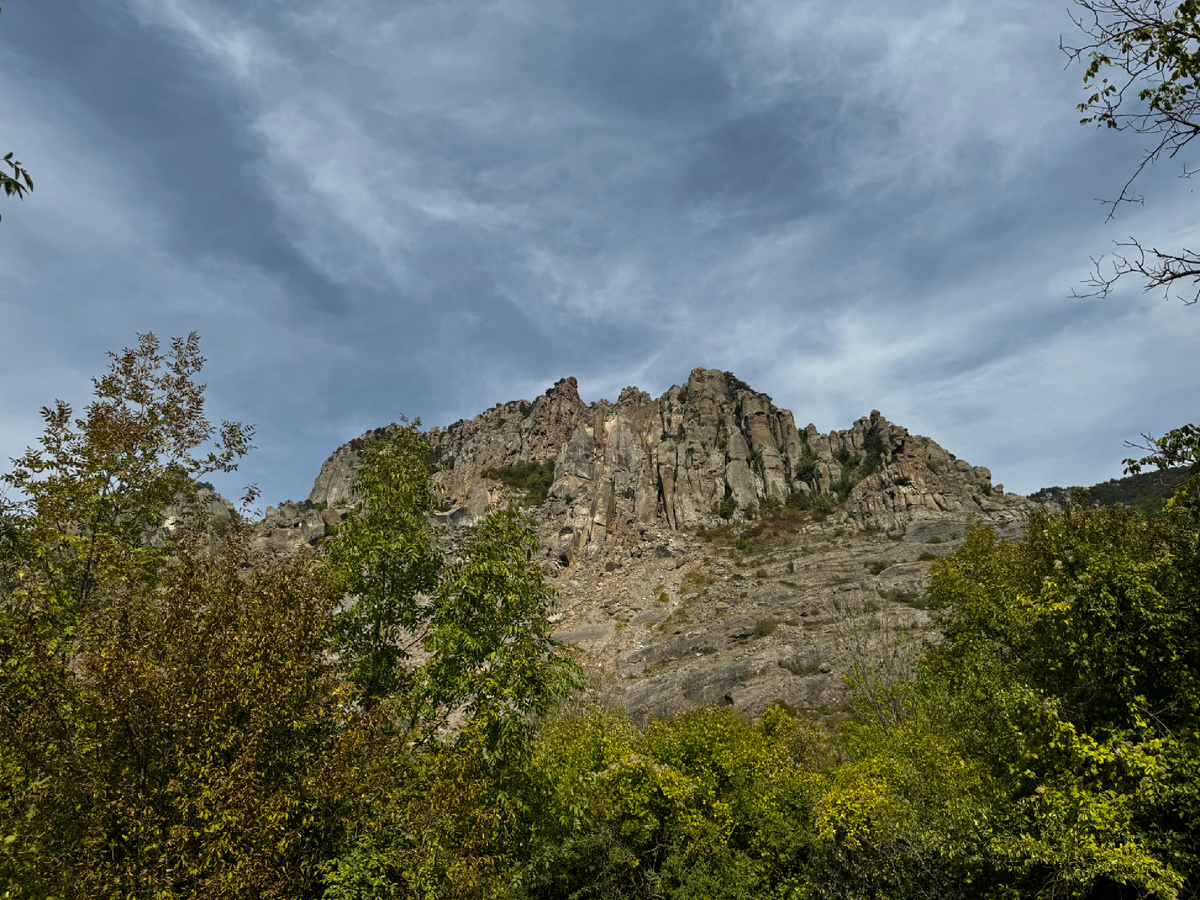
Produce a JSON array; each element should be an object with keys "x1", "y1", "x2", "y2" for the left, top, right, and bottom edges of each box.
[
  {"x1": 256, "y1": 367, "x2": 1040, "y2": 720},
  {"x1": 1030, "y1": 465, "x2": 1190, "y2": 514}
]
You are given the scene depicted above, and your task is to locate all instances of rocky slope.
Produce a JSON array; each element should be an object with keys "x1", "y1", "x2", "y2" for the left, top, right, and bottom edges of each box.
[{"x1": 258, "y1": 367, "x2": 1038, "y2": 720}]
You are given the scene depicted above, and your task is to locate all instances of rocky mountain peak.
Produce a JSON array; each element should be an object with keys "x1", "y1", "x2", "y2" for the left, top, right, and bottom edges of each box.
[{"x1": 297, "y1": 369, "x2": 1027, "y2": 567}]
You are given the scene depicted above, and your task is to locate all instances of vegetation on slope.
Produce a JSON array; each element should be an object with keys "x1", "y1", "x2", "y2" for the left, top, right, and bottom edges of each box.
[
  {"x1": 1031, "y1": 465, "x2": 1190, "y2": 515},
  {"x1": 481, "y1": 458, "x2": 556, "y2": 507}
]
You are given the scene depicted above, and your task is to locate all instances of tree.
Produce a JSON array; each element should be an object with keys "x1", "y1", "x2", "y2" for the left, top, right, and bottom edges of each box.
[
  {"x1": 321, "y1": 420, "x2": 445, "y2": 712},
  {"x1": 921, "y1": 505, "x2": 1200, "y2": 898},
  {"x1": 0, "y1": 335, "x2": 353, "y2": 899},
  {"x1": 1124, "y1": 422, "x2": 1200, "y2": 510},
  {"x1": 317, "y1": 427, "x2": 579, "y2": 899},
  {"x1": 0, "y1": 525, "x2": 346, "y2": 900},
  {"x1": 1064, "y1": 0, "x2": 1200, "y2": 303},
  {"x1": 3, "y1": 332, "x2": 253, "y2": 612}
]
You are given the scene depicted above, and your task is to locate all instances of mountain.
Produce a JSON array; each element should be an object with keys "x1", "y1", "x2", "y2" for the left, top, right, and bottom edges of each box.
[{"x1": 256, "y1": 368, "x2": 1039, "y2": 721}]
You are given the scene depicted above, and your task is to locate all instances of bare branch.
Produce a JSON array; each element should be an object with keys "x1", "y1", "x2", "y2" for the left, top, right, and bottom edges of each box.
[{"x1": 1073, "y1": 236, "x2": 1200, "y2": 304}]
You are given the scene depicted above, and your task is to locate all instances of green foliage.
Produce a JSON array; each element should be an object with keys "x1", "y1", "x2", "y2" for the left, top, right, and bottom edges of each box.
[
  {"x1": 1033, "y1": 468, "x2": 1183, "y2": 514},
  {"x1": 793, "y1": 447, "x2": 819, "y2": 487},
  {"x1": 1125, "y1": 423, "x2": 1200, "y2": 512},
  {"x1": 1, "y1": 151, "x2": 32, "y2": 222},
  {"x1": 710, "y1": 496, "x2": 736, "y2": 520},
  {"x1": 917, "y1": 502, "x2": 1200, "y2": 897},
  {"x1": 722, "y1": 371, "x2": 752, "y2": 396},
  {"x1": 2, "y1": 333, "x2": 254, "y2": 610},
  {"x1": 482, "y1": 459, "x2": 556, "y2": 507},
  {"x1": 1064, "y1": 0, "x2": 1200, "y2": 301},
  {"x1": 0, "y1": 527, "x2": 344, "y2": 900},
  {"x1": 509, "y1": 705, "x2": 820, "y2": 900},
  {"x1": 323, "y1": 420, "x2": 445, "y2": 711},
  {"x1": 420, "y1": 506, "x2": 580, "y2": 755},
  {"x1": 0, "y1": 339, "x2": 580, "y2": 900},
  {"x1": 753, "y1": 619, "x2": 779, "y2": 638}
]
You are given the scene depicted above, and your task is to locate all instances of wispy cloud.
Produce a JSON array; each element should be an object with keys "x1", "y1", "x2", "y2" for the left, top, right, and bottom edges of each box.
[{"x1": 1, "y1": 0, "x2": 1197, "y2": 504}]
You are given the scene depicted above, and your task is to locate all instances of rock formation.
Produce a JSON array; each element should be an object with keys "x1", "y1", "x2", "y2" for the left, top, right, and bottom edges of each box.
[{"x1": 304, "y1": 367, "x2": 1028, "y2": 559}]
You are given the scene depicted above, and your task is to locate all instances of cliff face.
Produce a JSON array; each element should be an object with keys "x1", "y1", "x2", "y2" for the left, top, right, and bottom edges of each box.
[
  {"x1": 277, "y1": 367, "x2": 1038, "y2": 721},
  {"x1": 305, "y1": 367, "x2": 1026, "y2": 561}
]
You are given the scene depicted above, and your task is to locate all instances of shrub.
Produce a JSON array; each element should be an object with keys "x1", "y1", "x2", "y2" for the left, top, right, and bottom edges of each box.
[
  {"x1": 712, "y1": 497, "x2": 737, "y2": 520},
  {"x1": 481, "y1": 457, "x2": 556, "y2": 507},
  {"x1": 753, "y1": 620, "x2": 780, "y2": 638}
]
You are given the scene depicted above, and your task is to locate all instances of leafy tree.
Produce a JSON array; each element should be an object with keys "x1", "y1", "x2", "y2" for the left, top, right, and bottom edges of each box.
[
  {"x1": 3, "y1": 332, "x2": 253, "y2": 612},
  {"x1": 0, "y1": 335, "x2": 355, "y2": 900},
  {"x1": 1124, "y1": 422, "x2": 1200, "y2": 510},
  {"x1": 322, "y1": 420, "x2": 445, "y2": 711},
  {"x1": 1064, "y1": 0, "x2": 1200, "y2": 303},
  {"x1": 317, "y1": 426, "x2": 578, "y2": 899},
  {"x1": 919, "y1": 503, "x2": 1200, "y2": 898},
  {"x1": 509, "y1": 704, "x2": 822, "y2": 900},
  {"x1": 0, "y1": 526, "x2": 345, "y2": 900}
]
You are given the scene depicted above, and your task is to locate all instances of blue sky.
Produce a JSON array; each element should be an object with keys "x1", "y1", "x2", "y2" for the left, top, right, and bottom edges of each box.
[{"x1": 2, "y1": 0, "x2": 1198, "y2": 506}]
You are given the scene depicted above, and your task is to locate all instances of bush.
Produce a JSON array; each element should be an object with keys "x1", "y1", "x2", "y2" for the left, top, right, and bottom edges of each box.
[
  {"x1": 481, "y1": 458, "x2": 556, "y2": 507},
  {"x1": 712, "y1": 497, "x2": 737, "y2": 520},
  {"x1": 754, "y1": 620, "x2": 780, "y2": 638}
]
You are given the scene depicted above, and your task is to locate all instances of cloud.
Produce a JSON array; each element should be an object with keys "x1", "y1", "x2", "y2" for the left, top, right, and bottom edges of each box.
[{"x1": 2, "y1": 0, "x2": 1198, "y2": 507}]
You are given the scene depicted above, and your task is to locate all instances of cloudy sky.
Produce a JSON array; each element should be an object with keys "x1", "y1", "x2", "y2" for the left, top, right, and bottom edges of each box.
[{"x1": 2, "y1": 0, "x2": 1197, "y2": 506}]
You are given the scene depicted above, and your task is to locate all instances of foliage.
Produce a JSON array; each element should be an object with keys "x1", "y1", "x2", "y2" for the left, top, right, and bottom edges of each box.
[
  {"x1": 322, "y1": 420, "x2": 445, "y2": 711},
  {"x1": 507, "y1": 704, "x2": 821, "y2": 900},
  {"x1": 1124, "y1": 423, "x2": 1200, "y2": 511},
  {"x1": 481, "y1": 459, "x2": 556, "y2": 507},
  {"x1": 1, "y1": 0, "x2": 33, "y2": 222},
  {"x1": 0, "y1": 527, "x2": 344, "y2": 900},
  {"x1": 2, "y1": 333, "x2": 253, "y2": 611},
  {"x1": 919, "y1": 501, "x2": 1200, "y2": 897},
  {"x1": 1064, "y1": 0, "x2": 1200, "y2": 302},
  {"x1": 0, "y1": 337, "x2": 351, "y2": 900},
  {"x1": 710, "y1": 496, "x2": 737, "y2": 520},
  {"x1": 1030, "y1": 466, "x2": 1191, "y2": 514},
  {"x1": 793, "y1": 447, "x2": 819, "y2": 487},
  {"x1": 722, "y1": 371, "x2": 753, "y2": 396},
  {"x1": 0, "y1": 151, "x2": 32, "y2": 221}
]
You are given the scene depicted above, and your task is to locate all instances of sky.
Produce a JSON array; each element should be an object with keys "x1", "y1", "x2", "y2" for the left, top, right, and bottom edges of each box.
[{"x1": 1, "y1": 0, "x2": 1198, "y2": 507}]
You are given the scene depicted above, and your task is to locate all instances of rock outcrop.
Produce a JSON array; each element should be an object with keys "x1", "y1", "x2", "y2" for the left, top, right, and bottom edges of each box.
[{"x1": 305, "y1": 367, "x2": 1029, "y2": 561}]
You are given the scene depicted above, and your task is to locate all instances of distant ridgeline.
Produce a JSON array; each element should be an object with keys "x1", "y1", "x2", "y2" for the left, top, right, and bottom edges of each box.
[{"x1": 1030, "y1": 466, "x2": 1190, "y2": 515}]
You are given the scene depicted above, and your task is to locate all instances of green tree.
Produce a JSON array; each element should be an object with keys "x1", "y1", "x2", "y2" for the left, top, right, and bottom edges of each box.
[
  {"x1": 0, "y1": 335, "x2": 355, "y2": 900},
  {"x1": 919, "y1": 503, "x2": 1200, "y2": 898},
  {"x1": 1124, "y1": 422, "x2": 1200, "y2": 510},
  {"x1": 0, "y1": 526, "x2": 345, "y2": 900},
  {"x1": 317, "y1": 426, "x2": 579, "y2": 900},
  {"x1": 3, "y1": 332, "x2": 253, "y2": 612},
  {"x1": 322, "y1": 420, "x2": 445, "y2": 712},
  {"x1": 509, "y1": 704, "x2": 822, "y2": 900}
]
